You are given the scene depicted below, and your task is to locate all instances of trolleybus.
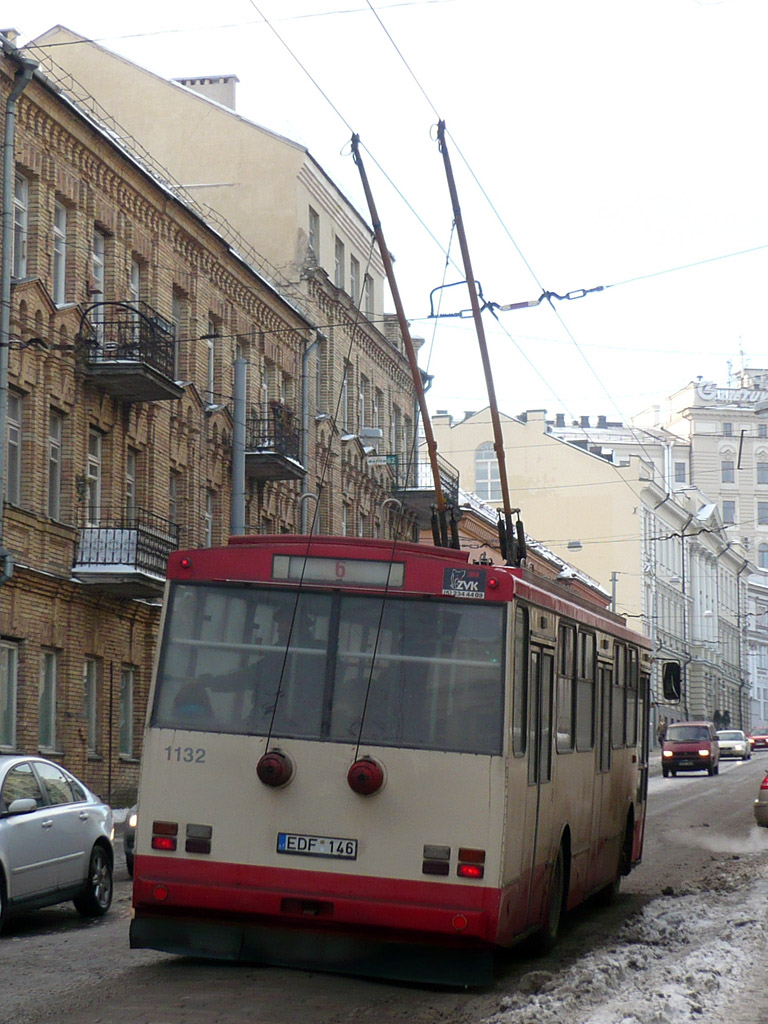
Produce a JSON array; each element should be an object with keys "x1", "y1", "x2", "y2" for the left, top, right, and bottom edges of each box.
[{"x1": 130, "y1": 533, "x2": 651, "y2": 984}]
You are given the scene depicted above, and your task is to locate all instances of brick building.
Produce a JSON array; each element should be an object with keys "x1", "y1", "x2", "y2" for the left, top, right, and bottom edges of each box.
[{"x1": 0, "y1": 35, "x2": 423, "y2": 804}]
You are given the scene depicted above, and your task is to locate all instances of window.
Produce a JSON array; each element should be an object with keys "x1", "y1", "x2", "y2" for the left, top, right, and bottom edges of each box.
[
  {"x1": 308, "y1": 206, "x2": 319, "y2": 254},
  {"x1": 53, "y1": 201, "x2": 67, "y2": 303},
  {"x1": 575, "y1": 631, "x2": 595, "y2": 750},
  {"x1": 0, "y1": 642, "x2": 18, "y2": 749},
  {"x1": 760, "y1": 424, "x2": 768, "y2": 439},
  {"x1": 721, "y1": 459, "x2": 735, "y2": 484},
  {"x1": 674, "y1": 462, "x2": 686, "y2": 483},
  {"x1": 171, "y1": 290, "x2": 185, "y2": 379},
  {"x1": 759, "y1": 502, "x2": 768, "y2": 526},
  {"x1": 334, "y1": 237, "x2": 345, "y2": 290},
  {"x1": 341, "y1": 363, "x2": 351, "y2": 431},
  {"x1": 364, "y1": 274, "x2": 373, "y2": 316},
  {"x1": 169, "y1": 471, "x2": 179, "y2": 527},
  {"x1": 48, "y1": 409, "x2": 63, "y2": 520},
  {"x1": 513, "y1": 606, "x2": 528, "y2": 756},
  {"x1": 341, "y1": 504, "x2": 348, "y2": 537},
  {"x1": 205, "y1": 490, "x2": 214, "y2": 546},
  {"x1": 722, "y1": 499, "x2": 736, "y2": 524},
  {"x1": 556, "y1": 624, "x2": 576, "y2": 752},
  {"x1": 119, "y1": 667, "x2": 134, "y2": 757},
  {"x1": 758, "y1": 463, "x2": 768, "y2": 485},
  {"x1": 87, "y1": 429, "x2": 102, "y2": 526},
  {"x1": 475, "y1": 441, "x2": 501, "y2": 501},
  {"x1": 91, "y1": 229, "x2": 106, "y2": 344},
  {"x1": 83, "y1": 658, "x2": 99, "y2": 755},
  {"x1": 6, "y1": 391, "x2": 21, "y2": 504},
  {"x1": 39, "y1": 650, "x2": 57, "y2": 750},
  {"x1": 126, "y1": 449, "x2": 137, "y2": 518},
  {"x1": 359, "y1": 375, "x2": 368, "y2": 429},
  {"x1": 373, "y1": 388, "x2": 382, "y2": 429},
  {"x1": 759, "y1": 544, "x2": 768, "y2": 570},
  {"x1": 723, "y1": 422, "x2": 733, "y2": 436},
  {"x1": 350, "y1": 255, "x2": 360, "y2": 303},
  {"x1": 391, "y1": 404, "x2": 402, "y2": 453},
  {"x1": 12, "y1": 173, "x2": 29, "y2": 279},
  {"x1": 205, "y1": 315, "x2": 217, "y2": 404},
  {"x1": 129, "y1": 258, "x2": 142, "y2": 345}
]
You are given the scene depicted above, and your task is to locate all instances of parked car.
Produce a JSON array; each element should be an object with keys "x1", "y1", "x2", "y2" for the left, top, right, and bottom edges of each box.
[
  {"x1": 124, "y1": 806, "x2": 137, "y2": 877},
  {"x1": 716, "y1": 729, "x2": 751, "y2": 760},
  {"x1": 662, "y1": 721, "x2": 720, "y2": 777},
  {"x1": 748, "y1": 729, "x2": 768, "y2": 750},
  {"x1": 754, "y1": 773, "x2": 768, "y2": 827},
  {"x1": 0, "y1": 755, "x2": 113, "y2": 928}
]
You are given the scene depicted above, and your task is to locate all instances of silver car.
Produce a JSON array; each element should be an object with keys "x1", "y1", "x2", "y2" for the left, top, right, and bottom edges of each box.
[
  {"x1": 716, "y1": 729, "x2": 751, "y2": 760},
  {"x1": 0, "y1": 755, "x2": 114, "y2": 928}
]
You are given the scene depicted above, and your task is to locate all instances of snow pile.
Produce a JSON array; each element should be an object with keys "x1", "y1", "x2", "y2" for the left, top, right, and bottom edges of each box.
[{"x1": 484, "y1": 881, "x2": 768, "y2": 1024}]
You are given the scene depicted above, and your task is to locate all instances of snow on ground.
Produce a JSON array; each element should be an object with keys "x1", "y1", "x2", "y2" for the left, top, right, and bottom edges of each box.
[{"x1": 484, "y1": 863, "x2": 768, "y2": 1024}]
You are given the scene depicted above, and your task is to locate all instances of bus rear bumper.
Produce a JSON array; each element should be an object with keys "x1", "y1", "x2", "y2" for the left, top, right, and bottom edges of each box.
[{"x1": 129, "y1": 912, "x2": 495, "y2": 987}]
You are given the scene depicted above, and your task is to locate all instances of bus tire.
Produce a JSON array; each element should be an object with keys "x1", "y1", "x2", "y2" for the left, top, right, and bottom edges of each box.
[{"x1": 531, "y1": 846, "x2": 564, "y2": 955}]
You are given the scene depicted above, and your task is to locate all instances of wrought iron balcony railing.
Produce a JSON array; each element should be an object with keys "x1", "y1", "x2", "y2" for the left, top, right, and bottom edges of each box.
[
  {"x1": 80, "y1": 301, "x2": 182, "y2": 403},
  {"x1": 74, "y1": 507, "x2": 180, "y2": 594},
  {"x1": 391, "y1": 450, "x2": 460, "y2": 507}
]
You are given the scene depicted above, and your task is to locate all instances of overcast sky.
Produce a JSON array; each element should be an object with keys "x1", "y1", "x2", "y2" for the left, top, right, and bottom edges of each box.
[{"x1": 15, "y1": 0, "x2": 768, "y2": 426}]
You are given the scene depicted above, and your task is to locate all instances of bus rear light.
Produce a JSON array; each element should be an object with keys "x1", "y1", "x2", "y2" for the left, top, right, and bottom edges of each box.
[
  {"x1": 153, "y1": 886, "x2": 168, "y2": 902},
  {"x1": 347, "y1": 757, "x2": 385, "y2": 795},
  {"x1": 423, "y1": 844, "x2": 450, "y2": 860},
  {"x1": 179, "y1": 557, "x2": 192, "y2": 570},
  {"x1": 458, "y1": 847, "x2": 485, "y2": 863},
  {"x1": 257, "y1": 749, "x2": 294, "y2": 787},
  {"x1": 152, "y1": 821, "x2": 179, "y2": 836},
  {"x1": 422, "y1": 860, "x2": 450, "y2": 876},
  {"x1": 185, "y1": 824, "x2": 213, "y2": 855},
  {"x1": 152, "y1": 836, "x2": 177, "y2": 852},
  {"x1": 457, "y1": 863, "x2": 484, "y2": 879},
  {"x1": 487, "y1": 577, "x2": 499, "y2": 589}
]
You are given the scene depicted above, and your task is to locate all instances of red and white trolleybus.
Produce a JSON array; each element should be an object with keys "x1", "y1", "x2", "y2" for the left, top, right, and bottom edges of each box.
[{"x1": 130, "y1": 533, "x2": 651, "y2": 984}]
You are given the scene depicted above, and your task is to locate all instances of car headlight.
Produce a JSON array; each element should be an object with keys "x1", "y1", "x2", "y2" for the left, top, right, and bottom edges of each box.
[
  {"x1": 128, "y1": 812, "x2": 138, "y2": 829},
  {"x1": 662, "y1": 750, "x2": 672, "y2": 757},
  {"x1": 698, "y1": 749, "x2": 710, "y2": 757}
]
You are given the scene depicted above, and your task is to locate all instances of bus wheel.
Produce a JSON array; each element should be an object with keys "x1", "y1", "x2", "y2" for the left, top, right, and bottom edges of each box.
[{"x1": 531, "y1": 847, "x2": 564, "y2": 955}]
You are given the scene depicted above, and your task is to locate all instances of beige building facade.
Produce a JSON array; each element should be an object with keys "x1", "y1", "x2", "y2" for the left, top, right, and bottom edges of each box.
[{"x1": 431, "y1": 408, "x2": 750, "y2": 729}]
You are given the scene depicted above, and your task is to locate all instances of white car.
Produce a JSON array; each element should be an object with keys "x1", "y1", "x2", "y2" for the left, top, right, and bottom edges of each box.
[
  {"x1": 0, "y1": 755, "x2": 114, "y2": 928},
  {"x1": 716, "y1": 729, "x2": 751, "y2": 760}
]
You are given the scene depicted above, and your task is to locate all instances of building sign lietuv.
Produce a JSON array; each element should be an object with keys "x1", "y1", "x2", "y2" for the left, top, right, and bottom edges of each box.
[{"x1": 696, "y1": 381, "x2": 768, "y2": 406}]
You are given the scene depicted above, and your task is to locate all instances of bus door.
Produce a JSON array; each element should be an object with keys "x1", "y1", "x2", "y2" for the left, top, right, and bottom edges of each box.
[
  {"x1": 589, "y1": 660, "x2": 613, "y2": 887},
  {"x1": 523, "y1": 644, "x2": 555, "y2": 930}
]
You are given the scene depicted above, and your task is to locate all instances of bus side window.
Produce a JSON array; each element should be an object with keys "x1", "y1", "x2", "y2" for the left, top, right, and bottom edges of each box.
[
  {"x1": 556, "y1": 623, "x2": 576, "y2": 753},
  {"x1": 575, "y1": 631, "x2": 595, "y2": 750},
  {"x1": 612, "y1": 644, "x2": 627, "y2": 748},
  {"x1": 512, "y1": 605, "x2": 528, "y2": 757},
  {"x1": 626, "y1": 647, "x2": 638, "y2": 745}
]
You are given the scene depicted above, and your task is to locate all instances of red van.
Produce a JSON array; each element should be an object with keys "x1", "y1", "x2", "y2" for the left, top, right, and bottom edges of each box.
[{"x1": 662, "y1": 721, "x2": 720, "y2": 777}]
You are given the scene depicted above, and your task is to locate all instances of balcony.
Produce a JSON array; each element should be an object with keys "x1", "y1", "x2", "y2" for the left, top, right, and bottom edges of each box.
[
  {"x1": 390, "y1": 450, "x2": 460, "y2": 527},
  {"x1": 73, "y1": 507, "x2": 179, "y2": 598},
  {"x1": 245, "y1": 405, "x2": 305, "y2": 481},
  {"x1": 81, "y1": 301, "x2": 184, "y2": 403}
]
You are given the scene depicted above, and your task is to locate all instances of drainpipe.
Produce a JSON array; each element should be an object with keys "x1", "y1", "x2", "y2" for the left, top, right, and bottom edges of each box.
[
  {"x1": 0, "y1": 42, "x2": 37, "y2": 586},
  {"x1": 230, "y1": 356, "x2": 246, "y2": 535},
  {"x1": 300, "y1": 331, "x2": 323, "y2": 532}
]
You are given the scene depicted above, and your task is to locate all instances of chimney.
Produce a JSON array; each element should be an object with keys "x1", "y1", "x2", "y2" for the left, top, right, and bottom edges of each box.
[
  {"x1": 174, "y1": 74, "x2": 239, "y2": 111},
  {"x1": 580, "y1": 416, "x2": 590, "y2": 428},
  {"x1": 597, "y1": 415, "x2": 607, "y2": 428},
  {"x1": 555, "y1": 413, "x2": 565, "y2": 428}
]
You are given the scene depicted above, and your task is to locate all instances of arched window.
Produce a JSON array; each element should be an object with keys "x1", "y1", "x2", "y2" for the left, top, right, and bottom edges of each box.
[
  {"x1": 475, "y1": 442, "x2": 501, "y2": 501},
  {"x1": 759, "y1": 544, "x2": 768, "y2": 570}
]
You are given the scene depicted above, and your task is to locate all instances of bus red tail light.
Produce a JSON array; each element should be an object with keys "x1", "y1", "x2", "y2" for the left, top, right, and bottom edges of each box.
[
  {"x1": 152, "y1": 820, "x2": 178, "y2": 852},
  {"x1": 152, "y1": 836, "x2": 177, "y2": 852},
  {"x1": 347, "y1": 757, "x2": 385, "y2": 795},
  {"x1": 457, "y1": 848, "x2": 486, "y2": 879},
  {"x1": 257, "y1": 749, "x2": 294, "y2": 787}
]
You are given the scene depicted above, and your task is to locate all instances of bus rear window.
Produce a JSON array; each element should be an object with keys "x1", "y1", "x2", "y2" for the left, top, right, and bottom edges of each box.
[{"x1": 151, "y1": 584, "x2": 505, "y2": 756}]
